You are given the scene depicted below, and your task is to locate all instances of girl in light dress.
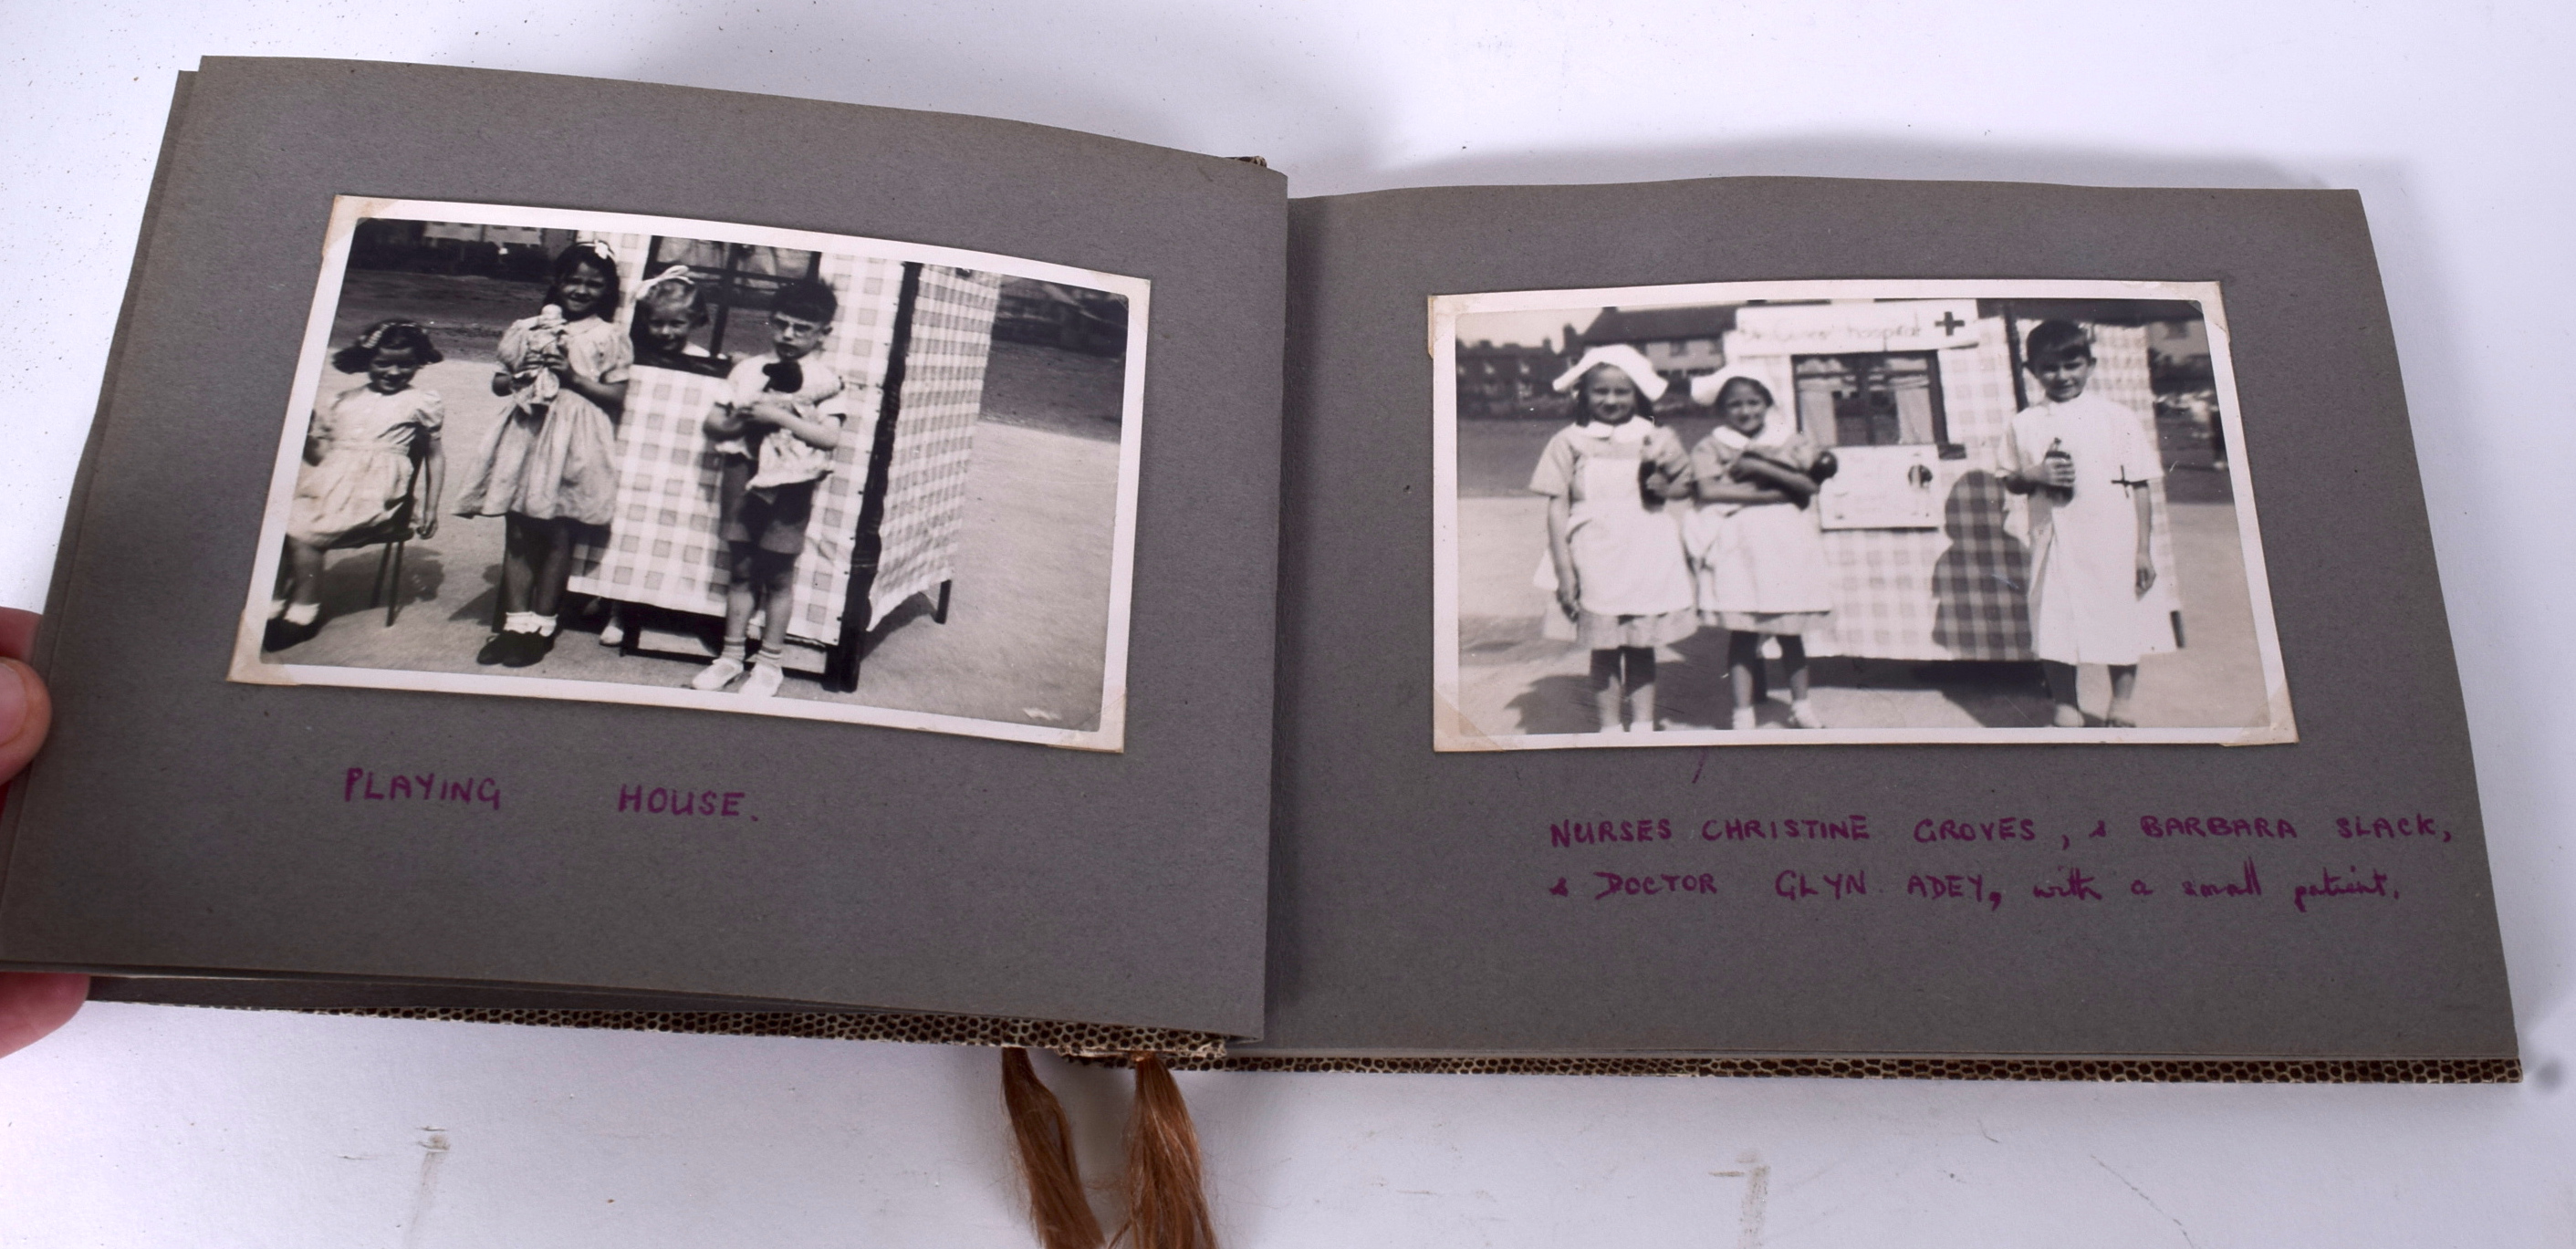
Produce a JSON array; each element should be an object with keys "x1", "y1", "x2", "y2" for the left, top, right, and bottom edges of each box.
[
  {"x1": 588, "y1": 265, "x2": 718, "y2": 651},
  {"x1": 1684, "y1": 370, "x2": 1837, "y2": 730},
  {"x1": 265, "y1": 320, "x2": 447, "y2": 652},
  {"x1": 1529, "y1": 346, "x2": 1699, "y2": 735},
  {"x1": 453, "y1": 242, "x2": 631, "y2": 668}
]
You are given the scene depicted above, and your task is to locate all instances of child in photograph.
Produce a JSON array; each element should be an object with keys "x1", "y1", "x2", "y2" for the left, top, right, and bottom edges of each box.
[
  {"x1": 629, "y1": 265, "x2": 716, "y2": 369},
  {"x1": 1999, "y1": 319, "x2": 2164, "y2": 727},
  {"x1": 585, "y1": 265, "x2": 720, "y2": 652},
  {"x1": 1529, "y1": 344, "x2": 1697, "y2": 734},
  {"x1": 453, "y1": 241, "x2": 631, "y2": 668},
  {"x1": 1684, "y1": 370, "x2": 1837, "y2": 730},
  {"x1": 690, "y1": 276, "x2": 849, "y2": 698},
  {"x1": 265, "y1": 320, "x2": 448, "y2": 651}
]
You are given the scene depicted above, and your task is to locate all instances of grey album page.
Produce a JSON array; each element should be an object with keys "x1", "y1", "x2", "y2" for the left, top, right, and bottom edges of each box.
[
  {"x1": 0, "y1": 59, "x2": 1284, "y2": 1039},
  {"x1": 1252, "y1": 177, "x2": 2515, "y2": 1059}
]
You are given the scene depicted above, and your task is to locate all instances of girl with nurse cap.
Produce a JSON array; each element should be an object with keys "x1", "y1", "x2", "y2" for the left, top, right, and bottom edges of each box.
[
  {"x1": 1527, "y1": 344, "x2": 1699, "y2": 735},
  {"x1": 1684, "y1": 367, "x2": 1838, "y2": 730}
]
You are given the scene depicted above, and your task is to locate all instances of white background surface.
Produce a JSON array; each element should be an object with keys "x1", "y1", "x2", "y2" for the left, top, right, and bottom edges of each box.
[{"x1": 2, "y1": 2, "x2": 2570, "y2": 1244}]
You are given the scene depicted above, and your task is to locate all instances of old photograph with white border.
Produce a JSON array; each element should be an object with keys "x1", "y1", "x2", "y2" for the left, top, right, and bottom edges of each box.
[
  {"x1": 1433, "y1": 278, "x2": 2293, "y2": 750},
  {"x1": 232, "y1": 197, "x2": 1146, "y2": 751}
]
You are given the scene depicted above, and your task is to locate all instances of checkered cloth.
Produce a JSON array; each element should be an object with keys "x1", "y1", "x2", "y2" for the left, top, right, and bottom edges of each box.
[
  {"x1": 1804, "y1": 318, "x2": 2181, "y2": 662},
  {"x1": 867, "y1": 266, "x2": 1002, "y2": 621},
  {"x1": 568, "y1": 248, "x2": 999, "y2": 646},
  {"x1": 568, "y1": 242, "x2": 911, "y2": 645}
]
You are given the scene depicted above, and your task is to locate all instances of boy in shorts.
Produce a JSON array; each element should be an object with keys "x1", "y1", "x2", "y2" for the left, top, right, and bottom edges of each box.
[{"x1": 691, "y1": 276, "x2": 849, "y2": 697}]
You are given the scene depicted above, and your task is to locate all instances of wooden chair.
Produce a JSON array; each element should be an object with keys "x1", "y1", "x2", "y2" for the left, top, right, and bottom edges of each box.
[{"x1": 358, "y1": 442, "x2": 429, "y2": 626}]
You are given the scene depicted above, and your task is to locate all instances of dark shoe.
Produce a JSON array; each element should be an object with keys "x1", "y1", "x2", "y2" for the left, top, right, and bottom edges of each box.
[
  {"x1": 501, "y1": 630, "x2": 555, "y2": 668},
  {"x1": 475, "y1": 632, "x2": 515, "y2": 665},
  {"x1": 262, "y1": 618, "x2": 318, "y2": 652}
]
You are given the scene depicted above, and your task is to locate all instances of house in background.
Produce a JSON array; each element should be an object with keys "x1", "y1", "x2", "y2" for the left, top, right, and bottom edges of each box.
[
  {"x1": 349, "y1": 218, "x2": 579, "y2": 279},
  {"x1": 1570, "y1": 304, "x2": 1737, "y2": 399},
  {"x1": 1456, "y1": 337, "x2": 1573, "y2": 418},
  {"x1": 994, "y1": 278, "x2": 1130, "y2": 356}
]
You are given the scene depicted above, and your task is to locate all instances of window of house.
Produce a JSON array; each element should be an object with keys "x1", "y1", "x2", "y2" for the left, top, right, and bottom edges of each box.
[
  {"x1": 643, "y1": 237, "x2": 826, "y2": 362},
  {"x1": 1791, "y1": 352, "x2": 1950, "y2": 447}
]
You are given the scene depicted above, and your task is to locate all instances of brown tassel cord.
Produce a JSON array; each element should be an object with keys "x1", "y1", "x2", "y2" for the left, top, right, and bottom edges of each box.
[
  {"x1": 1118, "y1": 1051, "x2": 1218, "y2": 1249},
  {"x1": 1001, "y1": 1046, "x2": 1106, "y2": 1249}
]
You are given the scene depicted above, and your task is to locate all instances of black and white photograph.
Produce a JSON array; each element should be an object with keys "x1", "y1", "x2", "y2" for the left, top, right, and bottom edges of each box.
[
  {"x1": 1432, "y1": 279, "x2": 2293, "y2": 748},
  {"x1": 232, "y1": 198, "x2": 1146, "y2": 750}
]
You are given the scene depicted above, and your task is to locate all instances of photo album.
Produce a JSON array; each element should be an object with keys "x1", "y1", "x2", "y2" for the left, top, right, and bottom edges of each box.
[{"x1": 0, "y1": 58, "x2": 2517, "y2": 1078}]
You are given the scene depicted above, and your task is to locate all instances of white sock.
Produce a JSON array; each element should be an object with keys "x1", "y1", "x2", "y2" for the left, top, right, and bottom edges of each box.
[
  {"x1": 268, "y1": 598, "x2": 288, "y2": 619},
  {"x1": 534, "y1": 614, "x2": 558, "y2": 638},
  {"x1": 504, "y1": 611, "x2": 542, "y2": 634},
  {"x1": 282, "y1": 601, "x2": 318, "y2": 626}
]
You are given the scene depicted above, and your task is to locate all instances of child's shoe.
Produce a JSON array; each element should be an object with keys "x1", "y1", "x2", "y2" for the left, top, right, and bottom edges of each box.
[
  {"x1": 1730, "y1": 706, "x2": 1758, "y2": 731},
  {"x1": 262, "y1": 618, "x2": 318, "y2": 652},
  {"x1": 501, "y1": 616, "x2": 557, "y2": 669},
  {"x1": 738, "y1": 660, "x2": 785, "y2": 699},
  {"x1": 690, "y1": 655, "x2": 745, "y2": 692},
  {"x1": 263, "y1": 600, "x2": 322, "y2": 651},
  {"x1": 599, "y1": 618, "x2": 625, "y2": 648},
  {"x1": 1789, "y1": 700, "x2": 1823, "y2": 729}
]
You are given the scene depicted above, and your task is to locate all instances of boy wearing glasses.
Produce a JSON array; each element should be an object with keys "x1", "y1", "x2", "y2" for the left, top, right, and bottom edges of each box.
[{"x1": 693, "y1": 276, "x2": 850, "y2": 697}]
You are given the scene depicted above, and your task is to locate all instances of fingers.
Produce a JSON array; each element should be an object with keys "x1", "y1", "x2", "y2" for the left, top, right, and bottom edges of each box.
[
  {"x1": 0, "y1": 606, "x2": 37, "y2": 661},
  {"x1": 0, "y1": 662, "x2": 47, "y2": 778},
  {"x1": 0, "y1": 612, "x2": 71, "y2": 1056},
  {"x1": 0, "y1": 973, "x2": 88, "y2": 1059},
  {"x1": 0, "y1": 608, "x2": 51, "y2": 787}
]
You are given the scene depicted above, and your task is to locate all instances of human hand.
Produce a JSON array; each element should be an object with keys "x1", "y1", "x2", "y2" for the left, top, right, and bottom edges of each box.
[
  {"x1": 0, "y1": 607, "x2": 80, "y2": 1058},
  {"x1": 1555, "y1": 583, "x2": 1581, "y2": 621},
  {"x1": 2136, "y1": 555, "x2": 2157, "y2": 596},
  {"x1": 1638, "y1": 458, "x2": 1688, "y2": 502},
  {"x1": 413, "y1": 512, "x2": 439, "y2": 540},
  {"x1": 2041, "y1": 450, "x2": 2078, "y2": 491}
]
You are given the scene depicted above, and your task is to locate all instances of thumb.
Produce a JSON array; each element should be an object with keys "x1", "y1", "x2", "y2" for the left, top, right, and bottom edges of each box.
[
  {"x1": 0, "y1": 658, "x2": 50, "y2": 787},
  {"x1": 0, "y1": 973, "x2": 87, "y2": 1058},
  {"x1": 0, "y1": 645, "x2": 75, "y2": 1059}
]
